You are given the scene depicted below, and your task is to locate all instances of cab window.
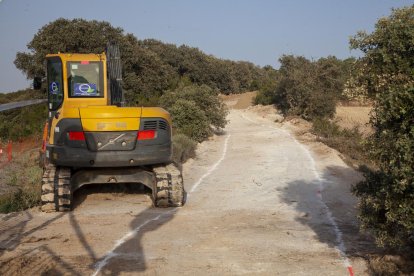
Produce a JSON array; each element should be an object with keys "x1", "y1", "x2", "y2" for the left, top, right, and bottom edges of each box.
[
  {"x1": 47, "y1": 57, "x2": 63, "y2": 110},
  {"x1": 68, "y1": 62, "x2": 103, "y2": 98}
]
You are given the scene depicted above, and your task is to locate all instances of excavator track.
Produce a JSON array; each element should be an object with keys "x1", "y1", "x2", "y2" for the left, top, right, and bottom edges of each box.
[
  {"x1": 152, "y1": 163, "x2": 185, "y2": 207},
  {"x1": 41, "y1": 164, "x2": 72, "y2": 212}
]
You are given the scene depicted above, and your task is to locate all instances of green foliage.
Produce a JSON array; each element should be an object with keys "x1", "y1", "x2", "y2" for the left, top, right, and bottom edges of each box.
[
  {"x1": 277, "y1": 55, "x2": 343, "y2": 119},
  {"x1": 160, "y1": 84, "x2": 228, "y2": 142},
  {"x1": 312, "y1": 118, "x2": 368, "y2": 165},
  {"x1": 14, "y1": 18, "x2": 124, "y2": 80},
  {"x1": 254, "y1": 80, "x2": 278, "y2": 105},
  {"x1": 140, "y1": 39, "x2": 278, "y2": 94},
  {"x1": 350, "y1": 6, "x2": 414, "y2": 96},
  {"x1": 0, "y1": 89, "x2": 47, "y2": 141},
  {"x1": 168, "y1": 99, "x2": 211, "y2": 142},
  {"x1": 0, "y1": 88, "x2": 45, "y2": 104},
  {"x1": 0, "y1": 187, "x2": 40, "y2": 213},
  {"x1": 0, "y1": 104, "x2": 47, "y2": 141},
  {"x1": 256, "y1": 55, "x2": 344, "y2": 120},
  {"x1": 14, "y1": 18, "x2": 276, "y2": 104},
  {"x1": 172, "y1": 134, "x2": 197, "y2": 164},
  {"x1": 254, "y1": 66, "x2": 280, "y2": 105},
  {"x1": 352, "y1": 87, "x2": 414, "y2": 248},
  {"x1": 350, "y1": 6, "x2": 414, "y2": 248},
  {"x1": 0, "y1": 152, "x2": 42, "y2": 213},
  {"x1": 312, "y1": 118, "x2": 343, "y2": 138},
  {"x1": 121, "y1": 35, "x2": 179, "y2": 104}
]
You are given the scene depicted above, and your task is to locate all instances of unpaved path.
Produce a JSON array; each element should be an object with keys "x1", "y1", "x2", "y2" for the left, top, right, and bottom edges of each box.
[{"x1": 0, "y1": 95, "x2": 373, "y2": 275}]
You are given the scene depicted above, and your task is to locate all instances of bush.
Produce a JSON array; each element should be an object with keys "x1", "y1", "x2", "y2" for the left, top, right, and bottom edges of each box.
[
  {"x1": 255, "y1": 55, "x2": 346, "y2": 120},
  {"x1": 0, "y1": 104, "x2": 47, "y2": 141},
  {"x1": 160, "y1": 84, "x2": 228, "y2": 142},
  {"x1": 168, "y1": 99, "x2": 211, "y2": 142},
  {"x1": 352, "y1": 87, "x2": 414, "y2": 247},
  {"x1": 0, "y1": 187, "x2": 40, "y2": 213},
  {"x1": 272, "y1": 55, "x2": 342, "y2": 120},
  {"x1": 254, "y1": 81, "x2": 278, "y2": 105},
  {"x1": 15, "y1": 18, "x2": 277, "y2": 103},
  {"x1": 172, "y1": 134, "x2": 197, "y2": 164},
  {"x1": 350, "y1": 6, "x2": 414, "y2": 248},
  {"x1": 0, "y1": 88, "x2": 45, "y2": 104},
  {"x1": 0, "y1": 151, "x2": 43, "y2": 213},
  {"x1": 311, "y1": 119, "x2": 369, "y2": 166}
]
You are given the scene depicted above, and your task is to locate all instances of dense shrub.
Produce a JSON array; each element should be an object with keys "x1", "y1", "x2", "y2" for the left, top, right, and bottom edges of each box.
[
  {"x1": 15, "y1": 18, "x2": 276, "y2": 102},
  {"x1": 350, "y1": 6, "x2": 414, "y2": 248},
  {"x1": 160, "y1": 84, "x2": 228, "y2": 142},
  {"x1": 0, "y1": 187, "x2": 40, "y2": 213},
  {"x1": 0, "y1": 152, "x2": 42, "y2": 213},
  {"x1": 311, "y1": 118, "x2": 368, "y2": 166},
  {"x1": 172, "y1": 134, "x2": 197, "y2": 164},
  {"x1": 168, "y1": 99, "x2": 211, "y2": 142},
  {"x1": 278, "y1": 55, "x2": 343, "y2": 119},
  {"x1": 140, "y1": 39, "x2": 278, "y2": 94},
  {"x1": 254, "y1": 80, "x2": 278, "y2": 105},
  {"x1": 0, "y1": 88, "x2": 45, "y2": 104},
  {"x1": 0, "y1": 104, "x2": 47, "y2": 141},
  {"x1": 256, "y1": 55, "x2": 344, "y2": 120},
  {"x1": 352, "y1": 86, "x2": 414, "y2": 247}
]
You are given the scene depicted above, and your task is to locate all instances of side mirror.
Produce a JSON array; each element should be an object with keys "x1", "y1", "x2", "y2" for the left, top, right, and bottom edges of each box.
[{"x1": 33, "y1": 77, "x2": 42, "y2": 90}]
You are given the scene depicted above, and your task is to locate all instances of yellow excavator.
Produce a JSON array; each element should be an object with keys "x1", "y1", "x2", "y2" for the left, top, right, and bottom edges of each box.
[{"x1": 37, "y1": 43, "x2": 185, "y2": 212}]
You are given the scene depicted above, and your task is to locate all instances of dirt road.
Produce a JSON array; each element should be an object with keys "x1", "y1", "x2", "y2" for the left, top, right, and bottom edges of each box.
[{"x1": 0, "y1": 97, "x2": 372, "y2": 275}]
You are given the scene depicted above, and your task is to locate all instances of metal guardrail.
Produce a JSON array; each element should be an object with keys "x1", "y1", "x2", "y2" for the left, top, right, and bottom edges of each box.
[{"x1": 0, "y1": 99, "x2": 47, "y2": 112}]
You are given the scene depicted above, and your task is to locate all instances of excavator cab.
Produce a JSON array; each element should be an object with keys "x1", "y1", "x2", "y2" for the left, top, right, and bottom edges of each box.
[
  {"x1": 39, "y1": 45, "x2": 185, "y2": 212},
  {"x1": 46, "y1": 53, "x2": 107, "y2": 111}
]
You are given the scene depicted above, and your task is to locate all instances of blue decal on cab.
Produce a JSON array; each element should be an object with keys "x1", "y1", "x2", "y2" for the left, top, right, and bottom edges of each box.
[
  {"x1": 74, "y1": 83, "x2": 97, "y2": 96},
  {"x1": 50, "y1": 82, "x2": 59, "y2": 94}
]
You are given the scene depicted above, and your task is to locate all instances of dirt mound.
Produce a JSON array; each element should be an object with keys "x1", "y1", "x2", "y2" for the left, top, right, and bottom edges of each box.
[
  {"x1": 220, "y1": 91, "x2": 257, "y2": 109},
  {"x1": 246, "y1": 104, "x2": 284, "y2": 122}
]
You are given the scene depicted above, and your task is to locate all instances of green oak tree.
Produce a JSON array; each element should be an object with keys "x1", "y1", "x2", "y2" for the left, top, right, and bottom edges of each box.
[{"x1": 351, "y1": 5, "x2": 414, "y2": 248}]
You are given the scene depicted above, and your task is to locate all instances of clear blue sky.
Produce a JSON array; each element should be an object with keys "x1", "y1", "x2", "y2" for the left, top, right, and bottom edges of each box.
[{"x1": 0, "y1": 0, "x2": 412, "y2": 93}]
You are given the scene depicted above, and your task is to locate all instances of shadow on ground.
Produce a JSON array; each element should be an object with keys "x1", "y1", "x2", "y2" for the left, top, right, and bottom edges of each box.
[
  {"x1": 96, "y1": 207, "x2": 177, "y2": 275},
  {"x1": 0, "y1": 183, "x2": 177, "y2": 275},
  {"x1": 282, "y1": 165, "x2": 414, "y2": 275},
  {"x1": 280, "y1": 165, "x2": 380, "y2": 259},
  {"x1": 0, "y1": 210, "x2": 77, "y2": 275}
]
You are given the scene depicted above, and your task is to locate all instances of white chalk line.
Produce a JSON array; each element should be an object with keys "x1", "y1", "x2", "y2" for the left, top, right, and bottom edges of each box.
[
  {"x1": 240, "y1": 112, "x2": 351, "y2": 269},
  {"x1": 92, "y1": 134, "x2": 231, "y2": 276},
  {"x1": 189, "y1": 134, "x2": 231, "y2": 194},
  {"x1": 92, "y1": 213, "x2": 166, "y2": 276}
]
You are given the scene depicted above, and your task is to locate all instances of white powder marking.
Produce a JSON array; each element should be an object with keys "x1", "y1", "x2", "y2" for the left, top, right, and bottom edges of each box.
[
  {"x1": 92, "y1": 134, "x2": 231, "y2": 275},
  {"x1": 241, "y1": 112, "x2": 351, "y2": 269}
]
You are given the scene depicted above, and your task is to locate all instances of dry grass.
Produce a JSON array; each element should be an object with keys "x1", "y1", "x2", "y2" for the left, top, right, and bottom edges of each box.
[
  {"x1": 311, "y1": 118, "x2": 372, "y2": 168},
  {"x1": 367, "y1": 254, "x2": 414, "y2": 276},
  {"x1": 335, "y1": 105, "x2": 373, "y2": 136},
  {"x1": 172, "y1": 134, "x2": 197, "y2": 164},
  {"x1": 0, "y1": 139, "x2": 42, "y2": 213}
]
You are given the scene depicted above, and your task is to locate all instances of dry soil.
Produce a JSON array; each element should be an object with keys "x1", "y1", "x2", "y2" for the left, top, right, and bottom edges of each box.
[{"x1": 0, "y1": 93, "x2": 376, "y2": 275}]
